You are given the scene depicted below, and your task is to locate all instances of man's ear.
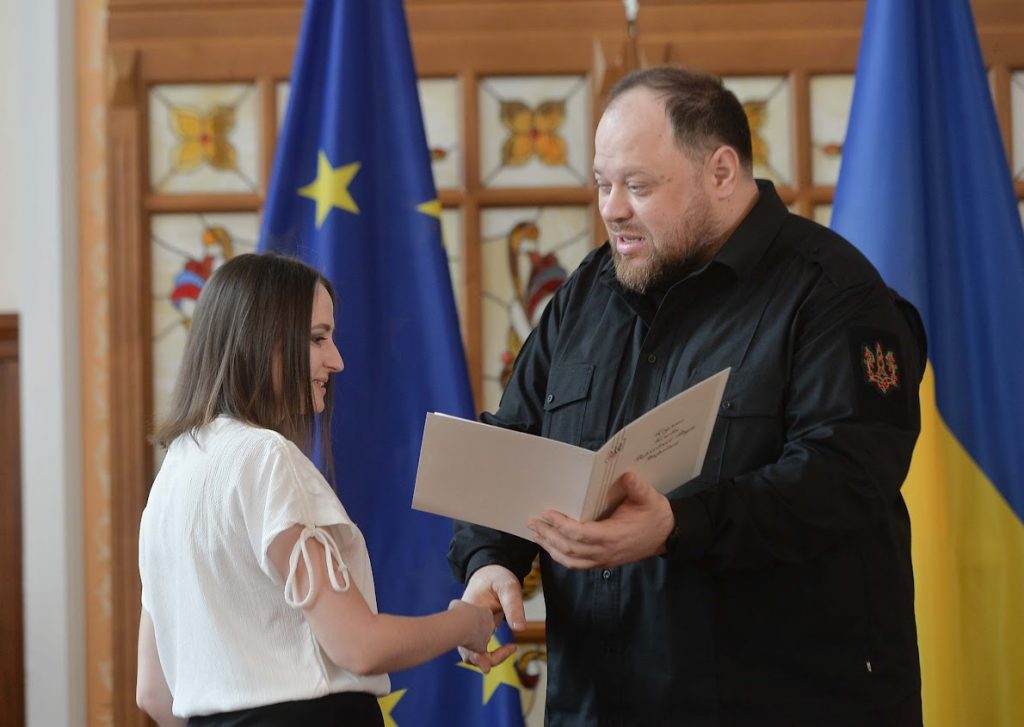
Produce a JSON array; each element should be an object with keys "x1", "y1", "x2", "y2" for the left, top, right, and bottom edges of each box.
[{"x1": 707, "y1": 145, "x2": 741, "y2": 198}]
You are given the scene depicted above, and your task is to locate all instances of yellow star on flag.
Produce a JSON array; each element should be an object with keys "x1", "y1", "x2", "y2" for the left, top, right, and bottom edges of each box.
[
  {"x1": 377, "y1": 688, "x2": 406, "y2": 727},
  {"x1": 415, "y1": 198, "x2": 442, "y2": 219},
  {"x1": 457, "y1": 635, "x2": 523, "y2": 704},
  {"x1": 298, "y1": 150, "x2": 361, "y2": 228}
]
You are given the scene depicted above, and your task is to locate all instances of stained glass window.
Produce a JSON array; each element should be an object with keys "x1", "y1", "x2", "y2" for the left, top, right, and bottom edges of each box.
[
  {"x1": 723, "y1": 76, "x2": 793, "y2": 185},
  {"x1": 479, "y1": 206, "x2": 592, "y2": 412},
  {"x1": 478, "y1": 75, "x2": 591, "y2": 189},
  {"x1": 1012, "y1": 71, "x2": 1024, "y2": 180},
  {"x1": 810, "y1": 75, "x2": 854, "y2": 186},
  {"x1": 419, "y1": 78, "x2": 463, "y2": 189},
  {"x1": 149, "y1": 84, "x2": 261, "y2": 194}
]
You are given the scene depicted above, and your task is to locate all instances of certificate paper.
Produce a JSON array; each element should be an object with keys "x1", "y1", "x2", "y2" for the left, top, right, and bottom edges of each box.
[{"x1": 412, "y1": 368, "x2": 730, "y2": 539}]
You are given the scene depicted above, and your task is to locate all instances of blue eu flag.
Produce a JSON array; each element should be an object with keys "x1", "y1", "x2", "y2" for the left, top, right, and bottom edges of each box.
[{"x1": 260, "y1": 1, "x2": 526, "y2": 724}]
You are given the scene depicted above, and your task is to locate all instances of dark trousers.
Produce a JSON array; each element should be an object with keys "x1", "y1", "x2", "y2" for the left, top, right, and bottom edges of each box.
[{"x1": 187, "y1": 691, "x2": 385, "y2": 727}]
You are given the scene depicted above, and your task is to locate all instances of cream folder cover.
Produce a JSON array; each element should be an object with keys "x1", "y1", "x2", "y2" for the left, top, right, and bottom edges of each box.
[{"x1": 412, "y1": 368, "x2": 730, "y2": 540}]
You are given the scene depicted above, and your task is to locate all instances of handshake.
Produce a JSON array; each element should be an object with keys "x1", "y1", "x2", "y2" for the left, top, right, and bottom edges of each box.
[
  {"x1": 446, "y1": 598, "x2": 514, "y2": 670},
  {"x1": 448, "y1": 564, "x2": 529, "y2": 675}
]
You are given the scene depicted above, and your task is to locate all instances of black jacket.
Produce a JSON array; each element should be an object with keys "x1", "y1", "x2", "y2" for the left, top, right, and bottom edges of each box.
[{"x1": 449, "y1": 181, "x2": 926, "y2": 726}]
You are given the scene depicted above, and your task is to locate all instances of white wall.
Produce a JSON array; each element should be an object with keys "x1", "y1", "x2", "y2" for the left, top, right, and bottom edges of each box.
[
  {"x1": 0, "y1": 0, "x2": 23, "y2": 312},
  {"x1": 15, "y1": 0, "x2": 86, "y2": 725}
]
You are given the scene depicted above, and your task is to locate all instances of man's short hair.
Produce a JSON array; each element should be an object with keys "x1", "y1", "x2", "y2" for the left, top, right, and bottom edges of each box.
[{"x1": 606, "y1": 65, "x2": 753, "y2": 170}]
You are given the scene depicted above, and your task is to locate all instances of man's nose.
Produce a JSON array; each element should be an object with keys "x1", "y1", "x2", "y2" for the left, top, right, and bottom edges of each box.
[{"x1": 600, "y1": 186, "x2": 632, "y2": 222}]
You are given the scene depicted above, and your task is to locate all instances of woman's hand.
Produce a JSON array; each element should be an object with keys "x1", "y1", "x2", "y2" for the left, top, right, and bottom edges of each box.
[{"x1": 449, "y1": 599, "x2": 496, "y2": 654}]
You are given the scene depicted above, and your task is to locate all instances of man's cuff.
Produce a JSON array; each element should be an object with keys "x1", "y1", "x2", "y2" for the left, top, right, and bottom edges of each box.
[
  {"x1": 464, "y1": 548, "x2": 521, "y2": 584},
  {"x1": 662, "y1": 495, "x2": 713, "y2": 561}
]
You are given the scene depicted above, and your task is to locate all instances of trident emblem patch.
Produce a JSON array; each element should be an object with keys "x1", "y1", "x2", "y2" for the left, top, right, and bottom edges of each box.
[{"x1": 862, "y1": 342, "x2": 900, "y2": 395}]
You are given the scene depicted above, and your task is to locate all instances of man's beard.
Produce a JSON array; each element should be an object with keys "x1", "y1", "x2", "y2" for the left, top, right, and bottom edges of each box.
[{"x1": 611, "y1": 198, "x2": 719, "y2": 294}]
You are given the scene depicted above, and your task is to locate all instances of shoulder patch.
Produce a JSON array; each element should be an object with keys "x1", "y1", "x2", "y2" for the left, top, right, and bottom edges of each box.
[
  {"x1": 861, "y1": 340, "x2": 901, "y2": 395},
  {"x1": 848, "y1": 327, "x2": 914, "y2": 427}
]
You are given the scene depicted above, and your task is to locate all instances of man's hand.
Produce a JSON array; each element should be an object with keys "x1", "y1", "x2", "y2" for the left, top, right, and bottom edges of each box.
[
  {"x1": 528, "y1": 472, "x2": 675, "y2": 569},
  {"x1": 458, "y1": 564, "x2": 525, "y2": 672}
]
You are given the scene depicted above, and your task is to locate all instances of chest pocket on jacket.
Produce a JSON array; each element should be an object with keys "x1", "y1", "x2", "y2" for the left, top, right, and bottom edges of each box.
[
  {"x1": 716, "y1": 373, "x2": 785, "y2": 479},
  {"x1": 541, "y1": 363, "x2": 594, "y2": 447}
]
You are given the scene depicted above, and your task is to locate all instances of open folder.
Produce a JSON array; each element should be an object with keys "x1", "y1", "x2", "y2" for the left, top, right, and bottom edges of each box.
[{"x1": 411, "y1": 368, "x2": 730, "y2": 540}]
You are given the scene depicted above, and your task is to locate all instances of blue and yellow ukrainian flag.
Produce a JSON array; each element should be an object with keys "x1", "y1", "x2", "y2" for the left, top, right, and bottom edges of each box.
[
  {"x1": 259, "y1": 1, "x2": 525, "y2": 724},
  {"x1": 831, "y1": 1, "x2": 1024, "y2": 724}
]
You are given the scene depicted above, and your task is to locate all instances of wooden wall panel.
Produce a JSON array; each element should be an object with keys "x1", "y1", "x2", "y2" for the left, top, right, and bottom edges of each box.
[
  {"x1": 0, "y1": 314, "x2": 24, "y2": 727},
  {"x1": 107, "y1": 46, "x2": 153, "y2": 727}
]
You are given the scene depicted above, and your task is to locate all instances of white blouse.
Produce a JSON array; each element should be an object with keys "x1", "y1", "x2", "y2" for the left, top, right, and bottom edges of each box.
[{"x1": 139, "y1": 417, "x2": 390, "y2": 718}]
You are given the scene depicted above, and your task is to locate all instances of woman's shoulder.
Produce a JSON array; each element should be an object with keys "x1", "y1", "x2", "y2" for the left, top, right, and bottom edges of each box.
[
  {"x1": 197, "y1": 416, "x2": 289, "y2": 452},
  {"x1": 215, "y1": 418, "x2": 331, "y2": 491},
  {"x1": 185, "y1": 417, "x2": 296, "y2": 475}
]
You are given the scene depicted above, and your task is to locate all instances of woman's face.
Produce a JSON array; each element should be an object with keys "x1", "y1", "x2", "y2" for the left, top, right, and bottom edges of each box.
[{"x1": 309, "y1": 283, "x2": 344, "y2": 413}]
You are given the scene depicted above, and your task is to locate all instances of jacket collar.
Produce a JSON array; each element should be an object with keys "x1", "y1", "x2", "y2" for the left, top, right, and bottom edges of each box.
[{"x1": 712, "y1": 178, "x2": 788, "y2": 282}]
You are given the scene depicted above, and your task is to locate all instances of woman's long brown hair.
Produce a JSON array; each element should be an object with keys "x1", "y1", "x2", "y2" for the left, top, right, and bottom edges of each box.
[{"x1": 154, "y1": 253, "x2": 336, "y2": 474}]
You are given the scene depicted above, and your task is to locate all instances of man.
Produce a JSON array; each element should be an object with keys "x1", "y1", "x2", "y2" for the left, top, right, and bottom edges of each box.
[{"x1": 449, "y1": 66, "x2": 925, "y2": 726}]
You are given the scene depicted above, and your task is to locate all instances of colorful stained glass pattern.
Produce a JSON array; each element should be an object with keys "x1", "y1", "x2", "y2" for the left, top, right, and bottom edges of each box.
[
  {"x1": 1012, "y1": 71, "x2": 1024, "y2": 180},
  {"x1": 810, "y1": 74, "x2": 854, "y2": 186},
  {"x1": 479, "y1": 75, "x2": 590, "y2": 188},
  {"x1": 149, "y1": 83, "x2": 260, "y2": 194},
  {"x1": 440, "y1": 207, "x2": 464, "y2": 326},
  {"x1": 419, "y1": 78, "x2": 463, "y2": 189},
  {"x1": 480, "y1": 206, "x2": 592, "y2": 412},
  {"x1": 150, "y1": 213, "x2": 258, "y2": 467},
  {"x1": 722, "y1": 76, "x2": 793, "y2": 185}
]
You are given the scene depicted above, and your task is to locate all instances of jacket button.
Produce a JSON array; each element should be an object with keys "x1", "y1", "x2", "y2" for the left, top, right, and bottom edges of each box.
[
  {"x1": 722, "y1": 400, "x2": 732, "y2": 410},
  {"x1": 602, "y1": 569, "x2": 612, "y2": 579},
  {"x1": 545, "y1": 393, "x2": 554, "y2": 403},
  {"x1": 647, "y1": 354, "x2": 657, "y2": 363}
]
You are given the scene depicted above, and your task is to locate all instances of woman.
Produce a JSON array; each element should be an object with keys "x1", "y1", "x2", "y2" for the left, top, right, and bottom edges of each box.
[{"x1": 137, "y1": 253, "x2": 510, "y2": 726}]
